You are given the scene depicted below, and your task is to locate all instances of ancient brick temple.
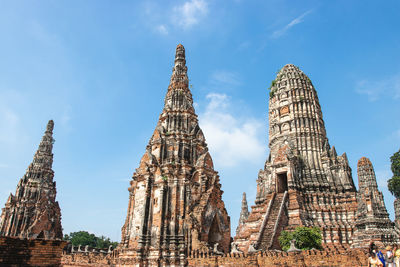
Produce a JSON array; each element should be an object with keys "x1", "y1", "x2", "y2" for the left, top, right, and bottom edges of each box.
[
  {"x1": 236, "y1": 193, "x2": 249, "y2": 236},
  {"x1": 352, "y1": 157, "x2": 396, "y2": 247},
  {"x1": 234, "y1": 64, "x2": 396, "y2": 251},
  {"x1": 0, "y1": 120, "x2": 62, "y2": 240},
  {"x1": 118, "y1": 44, "x2": 230, "y2": 266}
]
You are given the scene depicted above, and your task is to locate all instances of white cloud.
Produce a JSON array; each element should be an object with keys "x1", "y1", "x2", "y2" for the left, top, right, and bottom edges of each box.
[
  {"x1": 199, "y1": 93, "x2": 265, "y2": 167},
  {"x1": 356, "y1": 72, "x2": 400, "y2": 101},
  {"x1": 156, "y1": 24, "x2": 169, "y2": 35},
  {"x1": 172, "y1": 0, "x2": 208, "y2": 29},
  {"x1": 272, "y1": 10, "x2": 313, "y2": 38}
]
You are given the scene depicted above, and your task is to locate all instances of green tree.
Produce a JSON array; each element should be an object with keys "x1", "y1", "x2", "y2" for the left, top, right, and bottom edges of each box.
[
  {"x1": 388, "y1": 149, "x2": 400, "y2": 198},
  {"x1": 63, "y1": 231, "x2": 118, "y2": 249},
  {"x1": 278, "y1": 226, "x2": 322, "y2": 251}
]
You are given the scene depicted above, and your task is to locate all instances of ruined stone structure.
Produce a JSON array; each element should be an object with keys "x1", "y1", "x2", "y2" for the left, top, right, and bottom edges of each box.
[
  {"x1": 236, "y1": 193, "x2": 249, "y2": 236},
  {"x1": 118, "y1": 44, "x2": 230, "y2": 266},
  {"x1": 0, "y1": 236, "x2": 66, "y2": 266},
  {"x1": 62, "y1": 247, "x2": 370, "y2": 267},
  {"x1": 235, "y1": 64, "x2": 373, "y2": 251},
  {"x1": 0, "y1": 120, "x2": 62, "y2": 240},
  {"x1": 352, "y1": 157, "x2": 396, "y2": 247}
]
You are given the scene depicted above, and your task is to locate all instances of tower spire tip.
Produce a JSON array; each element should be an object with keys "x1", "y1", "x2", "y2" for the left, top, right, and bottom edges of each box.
[{"x1": 47, "y1": 120, "x2": 54, "y2": 132}]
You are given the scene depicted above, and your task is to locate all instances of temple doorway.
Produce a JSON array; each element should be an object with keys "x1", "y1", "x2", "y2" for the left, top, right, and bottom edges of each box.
[{"x1": 277, "y1": 172, "x2": 288, "y2": 193}]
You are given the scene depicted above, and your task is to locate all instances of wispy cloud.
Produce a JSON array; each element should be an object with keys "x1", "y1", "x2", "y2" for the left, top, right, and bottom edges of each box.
[
  {"x1": 156, "y1": 24, "x2": 169, "y2": 35},
  {"x1": 356, "y1": 72, "x2": 400, "y2": 101},
  {"x1": 199, "y1": 93, "x2": 265, "y2": 167},
  {"x1": 211, "y1": 70, "x2": 241, "y2": 87},
  {"x1": 272, "y1": 10, "x2": 313, "y2": 38},
  {"x1": 172, "y1": 0, "x2": 208, "y2": 29}
]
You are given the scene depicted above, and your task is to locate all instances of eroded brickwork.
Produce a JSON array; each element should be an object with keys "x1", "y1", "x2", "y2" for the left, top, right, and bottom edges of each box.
[
  {"x1": 118, "y1": 44, "x2": 230, "y2": 266},
  {"x1": 0, "y1": 120, "x2": 62, "y2": 240},
  {"x1": 352, "y1": 157, "x2": 396, "y2": 247},
  {"x1": 186, "y1": 248, "x2": 368, "y2": 267},
  {"x1": 236, "y1": 192, "x2": 249, "y2": 236},
  {"x1": 61, "y1": 248, "x2": 369, "y2": 267},
  {"x1": 234, "y1": 64, "x2": 384, "y2": 252},
  {"x1": 0, "y1": 236, "x2": 66, "y2": 266}
]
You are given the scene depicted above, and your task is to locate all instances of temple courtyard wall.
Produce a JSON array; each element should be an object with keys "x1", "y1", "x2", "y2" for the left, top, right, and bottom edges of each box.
[
  {"x1": 60, "y1": 248, "x2": 369, "y2": 267},
  {"x1": 0, "y1": 236, "x2": 66, "y2": 266}
]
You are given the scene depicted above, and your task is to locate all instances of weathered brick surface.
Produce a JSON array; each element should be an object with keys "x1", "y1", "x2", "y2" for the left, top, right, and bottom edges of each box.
[
  {"x1": 352, "y1": 157, "x2": 396, "y2": 247},
  {"x1": 234, "y1": 64, "x2": 397, "y2": 251},
  {"x1": 62, "y1": 253, "x2": 114, "y2": 267},
  {"x1": 0, "y1": 236, "x2": 66, "y2": 266},
  {"x1": 0, "y1": 120, "x2": 63, "y2": 240},
  {"x1": 61, "y1": 248, "x2": 368, "y2": 267},
  {"x1": 186, "y1": 249, "x2": 369, "y2": 267},
  {"x1": 118, "y1": 44, "x2": 230, "y2": 266}
]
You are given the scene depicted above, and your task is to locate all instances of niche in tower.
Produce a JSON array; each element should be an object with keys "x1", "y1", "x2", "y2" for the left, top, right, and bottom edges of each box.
[
  {"x1": 207, "y1": 214, "x2": 222, "y2": 247},
  {"x1": 277, "y1": 172, "x2": 288, "y2": 193}
]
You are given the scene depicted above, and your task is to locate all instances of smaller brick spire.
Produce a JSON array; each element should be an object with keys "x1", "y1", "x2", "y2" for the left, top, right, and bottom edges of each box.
[
  {"x1": 357, "y1": 157, "x2": 378, "y2": 192},
  {"x1": 352, "y1": 157, "x2": 394, "y2": 248},
  {"x1": 236, "y1": 192, "x2": 249, "y2": 235},
  {"x1": 0, "y1": 120, "x2": 62, "y2": 239}
]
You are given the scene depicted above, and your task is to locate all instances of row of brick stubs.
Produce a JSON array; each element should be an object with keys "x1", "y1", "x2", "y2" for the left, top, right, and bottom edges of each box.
[
  {"x1": 186, "y1": 249, "x2": 369, "y2": 267},
  {"x1": 59, "y1": 248, "x2": 369, "y2": 267},
  {"x1": 0, "y1": 236, "x2": 66, "y2": 266},
  {"x1": 62, "y1": 253, "x2": 114, "y2": 267}
]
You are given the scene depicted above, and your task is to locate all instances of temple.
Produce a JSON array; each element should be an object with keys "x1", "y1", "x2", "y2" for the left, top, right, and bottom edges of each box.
[
  {"x1": 352, "y1": 157, "x2": 396, "y2": 247},
  {"x1": 236, "y1": 193, "x2": 249, "y2": 236},
  {"x1": 234, "y1": 64, "x2": 396, "y2": 251},
  {"x1": 118, "y1": 44, "x2": 230, "y2": 266},
  {"x1": 0, "y1": 120, "x2": 62, "y2": 240}
]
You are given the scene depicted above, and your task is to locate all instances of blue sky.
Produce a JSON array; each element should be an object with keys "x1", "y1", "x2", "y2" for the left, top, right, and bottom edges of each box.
[{"x1": 0, "y1": 0, "x2": 399, "y2": 242}]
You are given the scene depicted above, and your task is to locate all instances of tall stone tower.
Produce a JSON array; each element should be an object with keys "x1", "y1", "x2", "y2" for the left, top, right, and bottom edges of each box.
[
  {"x1": 235, "y1": 64, "x2": 359, "y2": 251},
  {"x1": 0, "y1": 120, "x2": 62, "y2": 240},
  {"x1": 352, "y1": 157, "x2": 396, "y2": 247},
  {"x1": 118, "y1": 45, "x2": 230, "y2": 266}
]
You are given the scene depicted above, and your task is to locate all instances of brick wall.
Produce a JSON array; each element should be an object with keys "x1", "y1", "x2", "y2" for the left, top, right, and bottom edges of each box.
[
  {"x1": 0, "y1": 236, "x2": 66, "y2": 266},
  {"x1": 62, "y1": 252, "x2": 115, "y2": 267},
  {"x1": 186, "y1": 249, "x2": 369, "y2": 267},
  {"x1": 60, "y1": 248, "x2": 369, "y2": 266}
]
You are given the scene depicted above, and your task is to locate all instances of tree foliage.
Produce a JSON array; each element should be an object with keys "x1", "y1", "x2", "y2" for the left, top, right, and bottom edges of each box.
[
  {"x1": 63, "y1": 231, "x2": 118, "y2": 249},
  {"x1": 278, "y1": 226, "x2": 322, "y2": 251},
  {"x1": 388, "y1": 149, "x2": 400, "y2": 198}
]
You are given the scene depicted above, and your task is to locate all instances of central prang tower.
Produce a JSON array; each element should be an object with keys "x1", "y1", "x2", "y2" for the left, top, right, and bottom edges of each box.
[
  {"x1": 118, "y1": 45, "x2": 230, "y2": 267},
  {"x1": 235, "y1": 64, "x2": 359, "y2": 251},
  {"x1": 262, "y1": 64, "x2": 355, "y2": 195}
]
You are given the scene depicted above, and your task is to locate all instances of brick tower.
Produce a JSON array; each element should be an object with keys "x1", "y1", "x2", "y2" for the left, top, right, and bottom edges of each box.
[
  {"x1": 352, "y1": 157, "x2": 396, "y2": 247},
  {"x1": 234, "y1": 64, "x2": 359, "y2": 251},
  {"x1": 0, "y1": 120, "x2": 62, "y2": 240},
  {"x1": 236, "y1": 193, "x2": 249, "y2": 236},
  {"x1": 118, "y1": 45, "x2": 230, "y2": 266}
]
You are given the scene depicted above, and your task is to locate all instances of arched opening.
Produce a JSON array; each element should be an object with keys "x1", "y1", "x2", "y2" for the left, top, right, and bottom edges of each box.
[{"x1": 208, "y1": 214, "x2": 222, "y2": 248}]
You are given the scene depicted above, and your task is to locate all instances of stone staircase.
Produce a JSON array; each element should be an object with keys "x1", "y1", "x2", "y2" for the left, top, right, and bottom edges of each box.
[{"x1": 257, "y1": 191, "x2": 288, "y2": 250}]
